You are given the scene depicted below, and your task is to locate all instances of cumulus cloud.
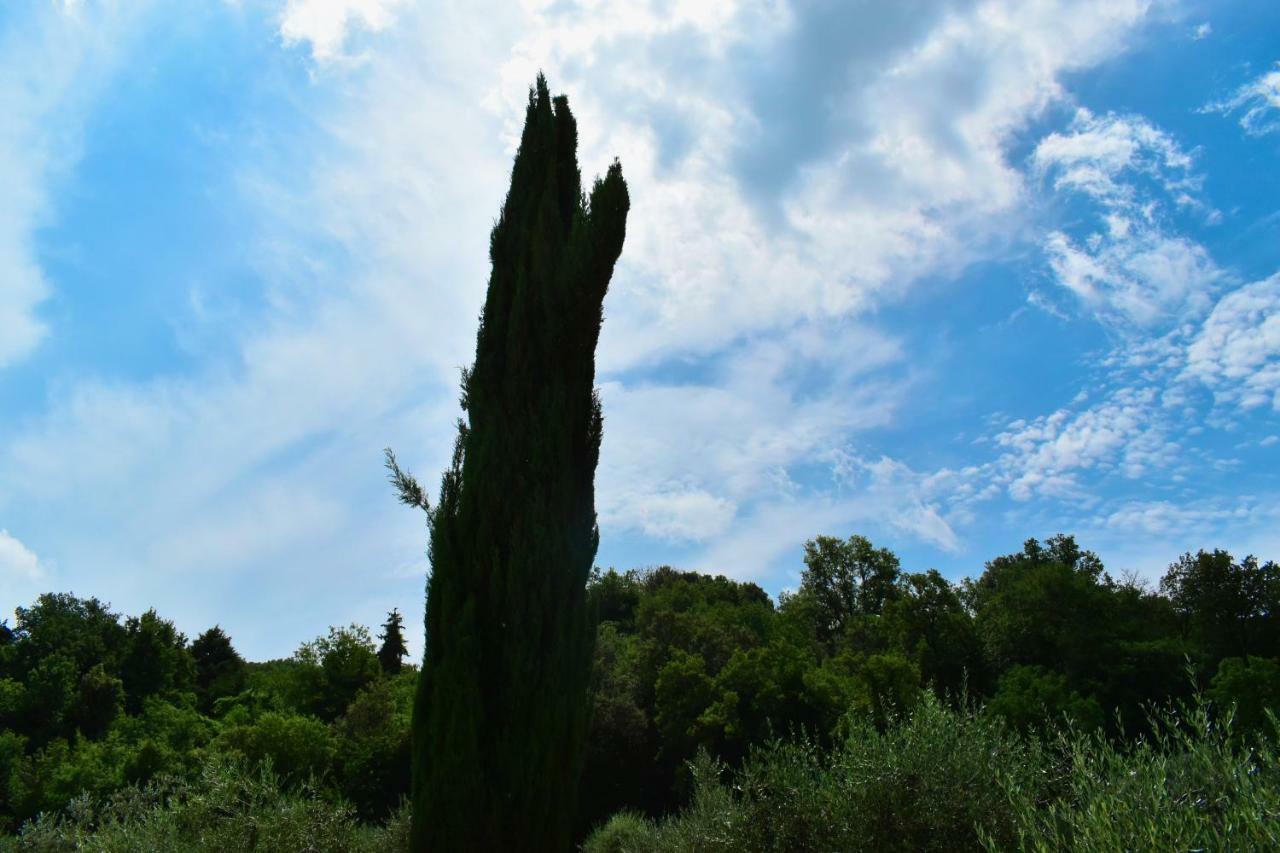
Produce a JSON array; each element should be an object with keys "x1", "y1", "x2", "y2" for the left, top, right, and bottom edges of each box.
[
  {"x1": 279, "y1": 0, "x2": 405, "y2": 62},
  {"x1": 496, "y1": 0, "x2": 1159, "y2": 365},
  {"x1": 1033, "y1": 109, "x2": 1221, "y2": 328},
  {"x1": 1183, "y1": 273, "x2": 1280, "y2": 410},
  {"x1": 991, "y1": 386, "x2": 1180, "y2": 501},
  {"x1": 0, "y1": 530, "x2": 44, "y2": 582},
  {"x1": 1204, "y1": 63, "x2": 1280, "y2": 137}
]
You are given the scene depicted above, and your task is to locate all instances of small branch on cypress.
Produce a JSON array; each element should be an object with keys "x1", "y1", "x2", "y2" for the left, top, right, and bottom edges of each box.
[{"x1": 384, "y1": 448, "x2": 430, "y2": 515}]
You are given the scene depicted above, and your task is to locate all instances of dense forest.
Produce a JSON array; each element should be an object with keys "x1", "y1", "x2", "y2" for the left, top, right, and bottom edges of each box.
[{"x1": 2, "y1": 533, "x2": 1278, "y2": 849}]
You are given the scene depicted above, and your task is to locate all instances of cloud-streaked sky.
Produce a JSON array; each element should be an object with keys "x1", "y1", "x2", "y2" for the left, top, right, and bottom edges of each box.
[{"x1": 2, "y1": 0, "x2": 1278, "y2": 659}]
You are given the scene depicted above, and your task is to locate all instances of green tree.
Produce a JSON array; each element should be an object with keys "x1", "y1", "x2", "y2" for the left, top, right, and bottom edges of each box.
[
  {"x1": 120, "y1": 609, "x2": 194, "y2": 714},
  {"x1": 1161, "y1": 550, "x2": 1280, "y2": 667},
  {"x1": 986, "y1": 664, "x2": 1104, "y2": 733},
  {"x1": 9, "y1": 593, "x2": 126, "y2": 684},
  {"x1": 293, "y1": 625, "x2": 381, "y2": 722},
  {"x1": 376, "y1": 609, "x2": 408, "y2": 676},
  {"x1": 969, "y1": 536, "x2": 1113, "y2": 693},
  {"x1": 191, "y1": 625, "x2": 248, "y2": 714},
  {"x1": 401, "y1": 74, "x2": 628, "y2": 851},
  {"x1": 799, "y1": 534, "x2": 902, "y2": 651},
  {"x1": 75, "y1": 663, "x2": 124, "y2": 739},
  {"x1": 882, "y1": 570, "x2": 986, "y2": 697},
  {"x1": 215, "y1": 711, "x2": 335, "y2": 786},
  {"x1": 333, "y1": 674, "x2": 414, "y2": 820}
]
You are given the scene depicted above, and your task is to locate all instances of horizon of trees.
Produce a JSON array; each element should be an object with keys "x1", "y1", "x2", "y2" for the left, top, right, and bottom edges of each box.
[{"x1": 2, "y1": 532, "x2": 1277, "y2": 845}]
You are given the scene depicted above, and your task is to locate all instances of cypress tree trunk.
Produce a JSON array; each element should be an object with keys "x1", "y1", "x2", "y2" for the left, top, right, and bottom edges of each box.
[{"x1": 410, "y1": 75, "x2": 629, "y2": 851}]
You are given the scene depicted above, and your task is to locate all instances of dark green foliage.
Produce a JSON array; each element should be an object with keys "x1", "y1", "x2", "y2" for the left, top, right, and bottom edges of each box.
[
  {"x1": 986, "y1": 664, "x2": 1103, "y2": 733},
  {"x1": 1209, "y1": 656, "x2": 1280, "y2": 735},
  {"x1": 191, "y1": 627, "x2": 247, "y2": 715},
  {"x1": 881, "y1": 569, "x2": 986, "y2": 696},
  {"x1": 120, "y1": 611, "x2": 194, "y2": 715},
  {"x1": 8, "y1": 594, "x2": 126, "y2": 681},
  {"x1": 5, "y1": 533, "x2": 1280, "y2": 845},
  {"x1": 376, "y1": 610, "x2": 408, "y2": 677},
  {"x1": 334, "y1": 674, "x2": 414, "y2": 821},
  {"x1": 2, "y1": 757, "x2": 410, "y2": 853},
  {"x1": 410, "y1": 74, "x2": 629, "y2": 852},
  {"x1": 798, "y1": 534, "x2": 901, "y2": 651},
  {"x1": 586, "y1": 695, "x2": 1043, "y2": 853},
  {"x1": 76, "y1": 665, "x2": 125, "y2": 740},
  {"x1": 214, "y1": 712, "x2": 335, "y2": 785},
  {"x1": 586, "y1": 695, "x2": 1280, "y2": 853},
  {"x1": 998, "y1": 698, "x2": 1280, "y2": 851},
  {"x1": 1161, "y1": 549, "x2": 1280, "y2": 668}
]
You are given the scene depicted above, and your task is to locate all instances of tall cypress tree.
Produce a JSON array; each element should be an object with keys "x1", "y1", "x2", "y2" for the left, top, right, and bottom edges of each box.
[{"x1": 405, "y1": 75, "x2": 629, "y2": 851}]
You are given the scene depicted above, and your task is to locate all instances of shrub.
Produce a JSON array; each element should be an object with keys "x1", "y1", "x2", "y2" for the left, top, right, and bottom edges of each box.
[
  {"x1": 1, "y1": 756, "x2": 407, "y2": 853},
  {"x1": 587, "y1": 695, "x2": 1043, "y2": 852},
  {"x1": 994, "y1": 698, "x2": 1280, "y2": 852}
]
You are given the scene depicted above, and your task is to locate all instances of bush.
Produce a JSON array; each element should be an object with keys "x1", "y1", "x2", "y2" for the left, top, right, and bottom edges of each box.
[
  {"x1": 581, "y1": 810, "x2": 661, "y2": 853},
  {"x1": 588, "y1": 695, "x2": 1042, "y2": 852},
  {"x1": 213, "y1": 711, "x2": 335, "y2": 786},
  {"x1": 996, "y1": 698, "x2": 1280, "y2": 852},
  {"x1": 1, "y1": 756, "x2": 408, "y2": 853}
]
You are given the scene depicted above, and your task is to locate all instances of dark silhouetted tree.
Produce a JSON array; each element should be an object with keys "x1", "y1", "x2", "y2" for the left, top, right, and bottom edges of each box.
[
  {"x1": 1161, "y1": 550, "x2": 1280, "y2": 667},
  {"x1": 799, "y1": 534, "x2": 902, "y2": 651},
  {"x1": 402, "y1": 74, "x2": 628, "y2": 851},
  {"x1": 120, "y1": 610, "x2": 194, "y2": 714},
  {"x1": 192, "y1": 626, "x2": 248, "y2": 714},
  {"x1": 376, "y1": 609, "x2": 408, "y2": 676}
]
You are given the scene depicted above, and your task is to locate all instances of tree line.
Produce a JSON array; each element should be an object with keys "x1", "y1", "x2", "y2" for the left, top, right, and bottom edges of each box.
[
  {"x1": 1, "y1": 532, "x2": 1277, "y2": 844},
  {"x1": 0, "y1": 598, "x2": 413, "y2": 832}
]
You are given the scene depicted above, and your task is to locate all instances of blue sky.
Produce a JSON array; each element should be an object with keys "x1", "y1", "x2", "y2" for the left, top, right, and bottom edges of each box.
[{"x1": 1, "y1": 0, "x2": 1278, "y2": 660}]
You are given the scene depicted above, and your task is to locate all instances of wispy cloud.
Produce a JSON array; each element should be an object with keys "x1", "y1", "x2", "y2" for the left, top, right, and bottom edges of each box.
[
  {"x1": 1034, "y1": 109, "x2": 1222, "y2": 329},
  {"x1": 1204, "y1": 62, "x2": 1280, "y2": 137},
  {"x1": 0, "y1": 3, "x2": 147, "y2": 368}
]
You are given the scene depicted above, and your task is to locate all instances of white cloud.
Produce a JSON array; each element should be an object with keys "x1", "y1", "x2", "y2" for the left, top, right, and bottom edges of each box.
[
  {"x1": 0, "y1": 0, "x2": 1173, "y2": 654},
  {"x1": 1033, "y1": 108, "x2": 1194, "y2": 202},
  {"x1": 1192, "y1": 22, "x2": 1212, "y2": 40},
  {"x1": 691, "y1": 453, "x2": 962, "y2": 580},
  {"x1": 1043, "y1": 227, "x2": 1219, "y2": 327},
  {"x1": 496, "y1": 0, "x2": 1160, "y2": 365},
  {"x1": 990, "y1": 385, "x2": 1181, "y2": 501},
  {"x1": 1183, "y1": 273, "x2": 1280, "y2": 410},
  {"x1": 279, "y1": 0, "x2": 405, "y2": 62},
  {"x1": 0, "y1": 530, "x2": 43, "y2": 582},
  {"x1": 1033, "y1": 109, "x2": 1221, "y2": 329},
  {"x1": 1205, "y1": 63, "x2": 1280, "y2": 137},
  {"x1": 597, "y1": 322, "x2": 906, "y2": 542},
  {"x1": 0, "y1": 4, "x2": 144, "y2": 369}
]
